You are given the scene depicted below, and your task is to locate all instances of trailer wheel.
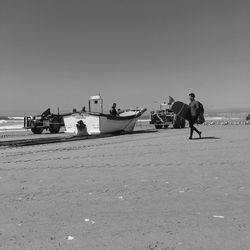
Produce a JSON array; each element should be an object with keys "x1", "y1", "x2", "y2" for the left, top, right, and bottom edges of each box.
[{"x1": 49, "y1": 117, "x2": 61, "y2": 134}]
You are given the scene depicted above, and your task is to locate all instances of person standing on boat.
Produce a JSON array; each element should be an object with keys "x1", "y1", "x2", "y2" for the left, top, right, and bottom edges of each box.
[
  {"x1": 110, "y1": 103, "x2": 119, "y2": 116},
  {"x1": 188, "y1": 93, "x2": 202, "y2": 139}
]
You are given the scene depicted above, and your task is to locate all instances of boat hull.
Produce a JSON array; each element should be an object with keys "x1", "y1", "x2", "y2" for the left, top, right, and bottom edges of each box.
[{"x1": 63, "y1": 109, "x2": 146, "y2": 136}]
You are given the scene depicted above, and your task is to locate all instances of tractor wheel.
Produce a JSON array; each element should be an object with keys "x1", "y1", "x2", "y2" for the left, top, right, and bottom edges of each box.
[
  {"x1": 31, "y1": 127, "x2": 43, "y2": 134},
  {"x1": 155, "y1": 124, "x2": 163, "y2": 129},
  {"x1": 180, "y1": 118, "x2": 186, "y2": 128},
  {"x1": 30, "y1": 121, "x2": 43, "y2": 134},
  {"x1": 49, "y1": 117, "x2": 61, "y2": 134},
  {"x1": 173, "y1": 116, "x2": 181, "y2": 129}
]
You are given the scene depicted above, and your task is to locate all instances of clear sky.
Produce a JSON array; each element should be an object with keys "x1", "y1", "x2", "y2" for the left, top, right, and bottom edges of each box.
[{"x1": 0, "y1": 0, "x2": 249, "y2": 115}]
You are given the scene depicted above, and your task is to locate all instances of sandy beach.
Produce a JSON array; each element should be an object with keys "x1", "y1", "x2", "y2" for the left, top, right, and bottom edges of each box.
[{"x1": 0, "y1": 125, "x2": 250, "y2": 250}]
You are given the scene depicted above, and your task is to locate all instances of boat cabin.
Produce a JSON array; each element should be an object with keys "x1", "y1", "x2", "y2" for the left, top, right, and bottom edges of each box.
[{"x1": 88, "y1": 95, "x2": 104, "y2": 113}]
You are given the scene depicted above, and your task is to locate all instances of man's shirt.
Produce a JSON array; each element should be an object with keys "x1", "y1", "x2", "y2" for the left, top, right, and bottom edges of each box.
[
  {"x1": 189, "y1": 100, "x2": 200, "y2": 117},
  {"x1": 110, "y1": 107, "x2": 118, "y2": 116}
]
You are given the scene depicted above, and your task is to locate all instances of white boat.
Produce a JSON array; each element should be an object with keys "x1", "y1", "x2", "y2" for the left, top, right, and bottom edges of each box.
[{"x1": 63, "y1": 96, "x2": 147, "y2": 136}]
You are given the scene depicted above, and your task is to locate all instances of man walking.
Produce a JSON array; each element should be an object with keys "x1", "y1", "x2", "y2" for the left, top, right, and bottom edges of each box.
[{"x1": 188, "y1": 93, "x2": 202, "y2": 139}]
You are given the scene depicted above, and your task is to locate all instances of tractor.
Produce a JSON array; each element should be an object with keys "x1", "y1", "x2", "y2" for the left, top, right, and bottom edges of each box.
[
  {"x1": 24, "y1": 108, "x2": 65, "y2": 134},
  {"x1": 150, "y1": 97, "x2": 186, "y2": 129}
]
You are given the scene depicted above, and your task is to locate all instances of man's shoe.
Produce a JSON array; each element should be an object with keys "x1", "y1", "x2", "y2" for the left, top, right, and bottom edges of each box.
[
  {"x1": 189, "y1": 136, "x2": 193, "y2": 140},
  {"x1": 198, "y1": 132, "x2": 202, "y2": 139}
]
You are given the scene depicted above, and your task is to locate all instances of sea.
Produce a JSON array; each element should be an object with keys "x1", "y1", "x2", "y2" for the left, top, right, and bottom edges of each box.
[{"x1": 0, "y1": 116, "x2": 25, "y2": 133}]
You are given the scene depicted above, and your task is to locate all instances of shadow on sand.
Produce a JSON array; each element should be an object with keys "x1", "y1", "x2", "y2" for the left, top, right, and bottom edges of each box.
[
  {"x1": 191, "y1": 136, "x2": 221, "y2": 140},
  {"x1": 126, "y1": 129, "x2": 158, "y2": 135}
]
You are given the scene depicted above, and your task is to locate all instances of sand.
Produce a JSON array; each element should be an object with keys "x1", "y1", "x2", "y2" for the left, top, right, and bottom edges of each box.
[{"x1": 0, "y1": 125, "x2": 250, "y2": 250}]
